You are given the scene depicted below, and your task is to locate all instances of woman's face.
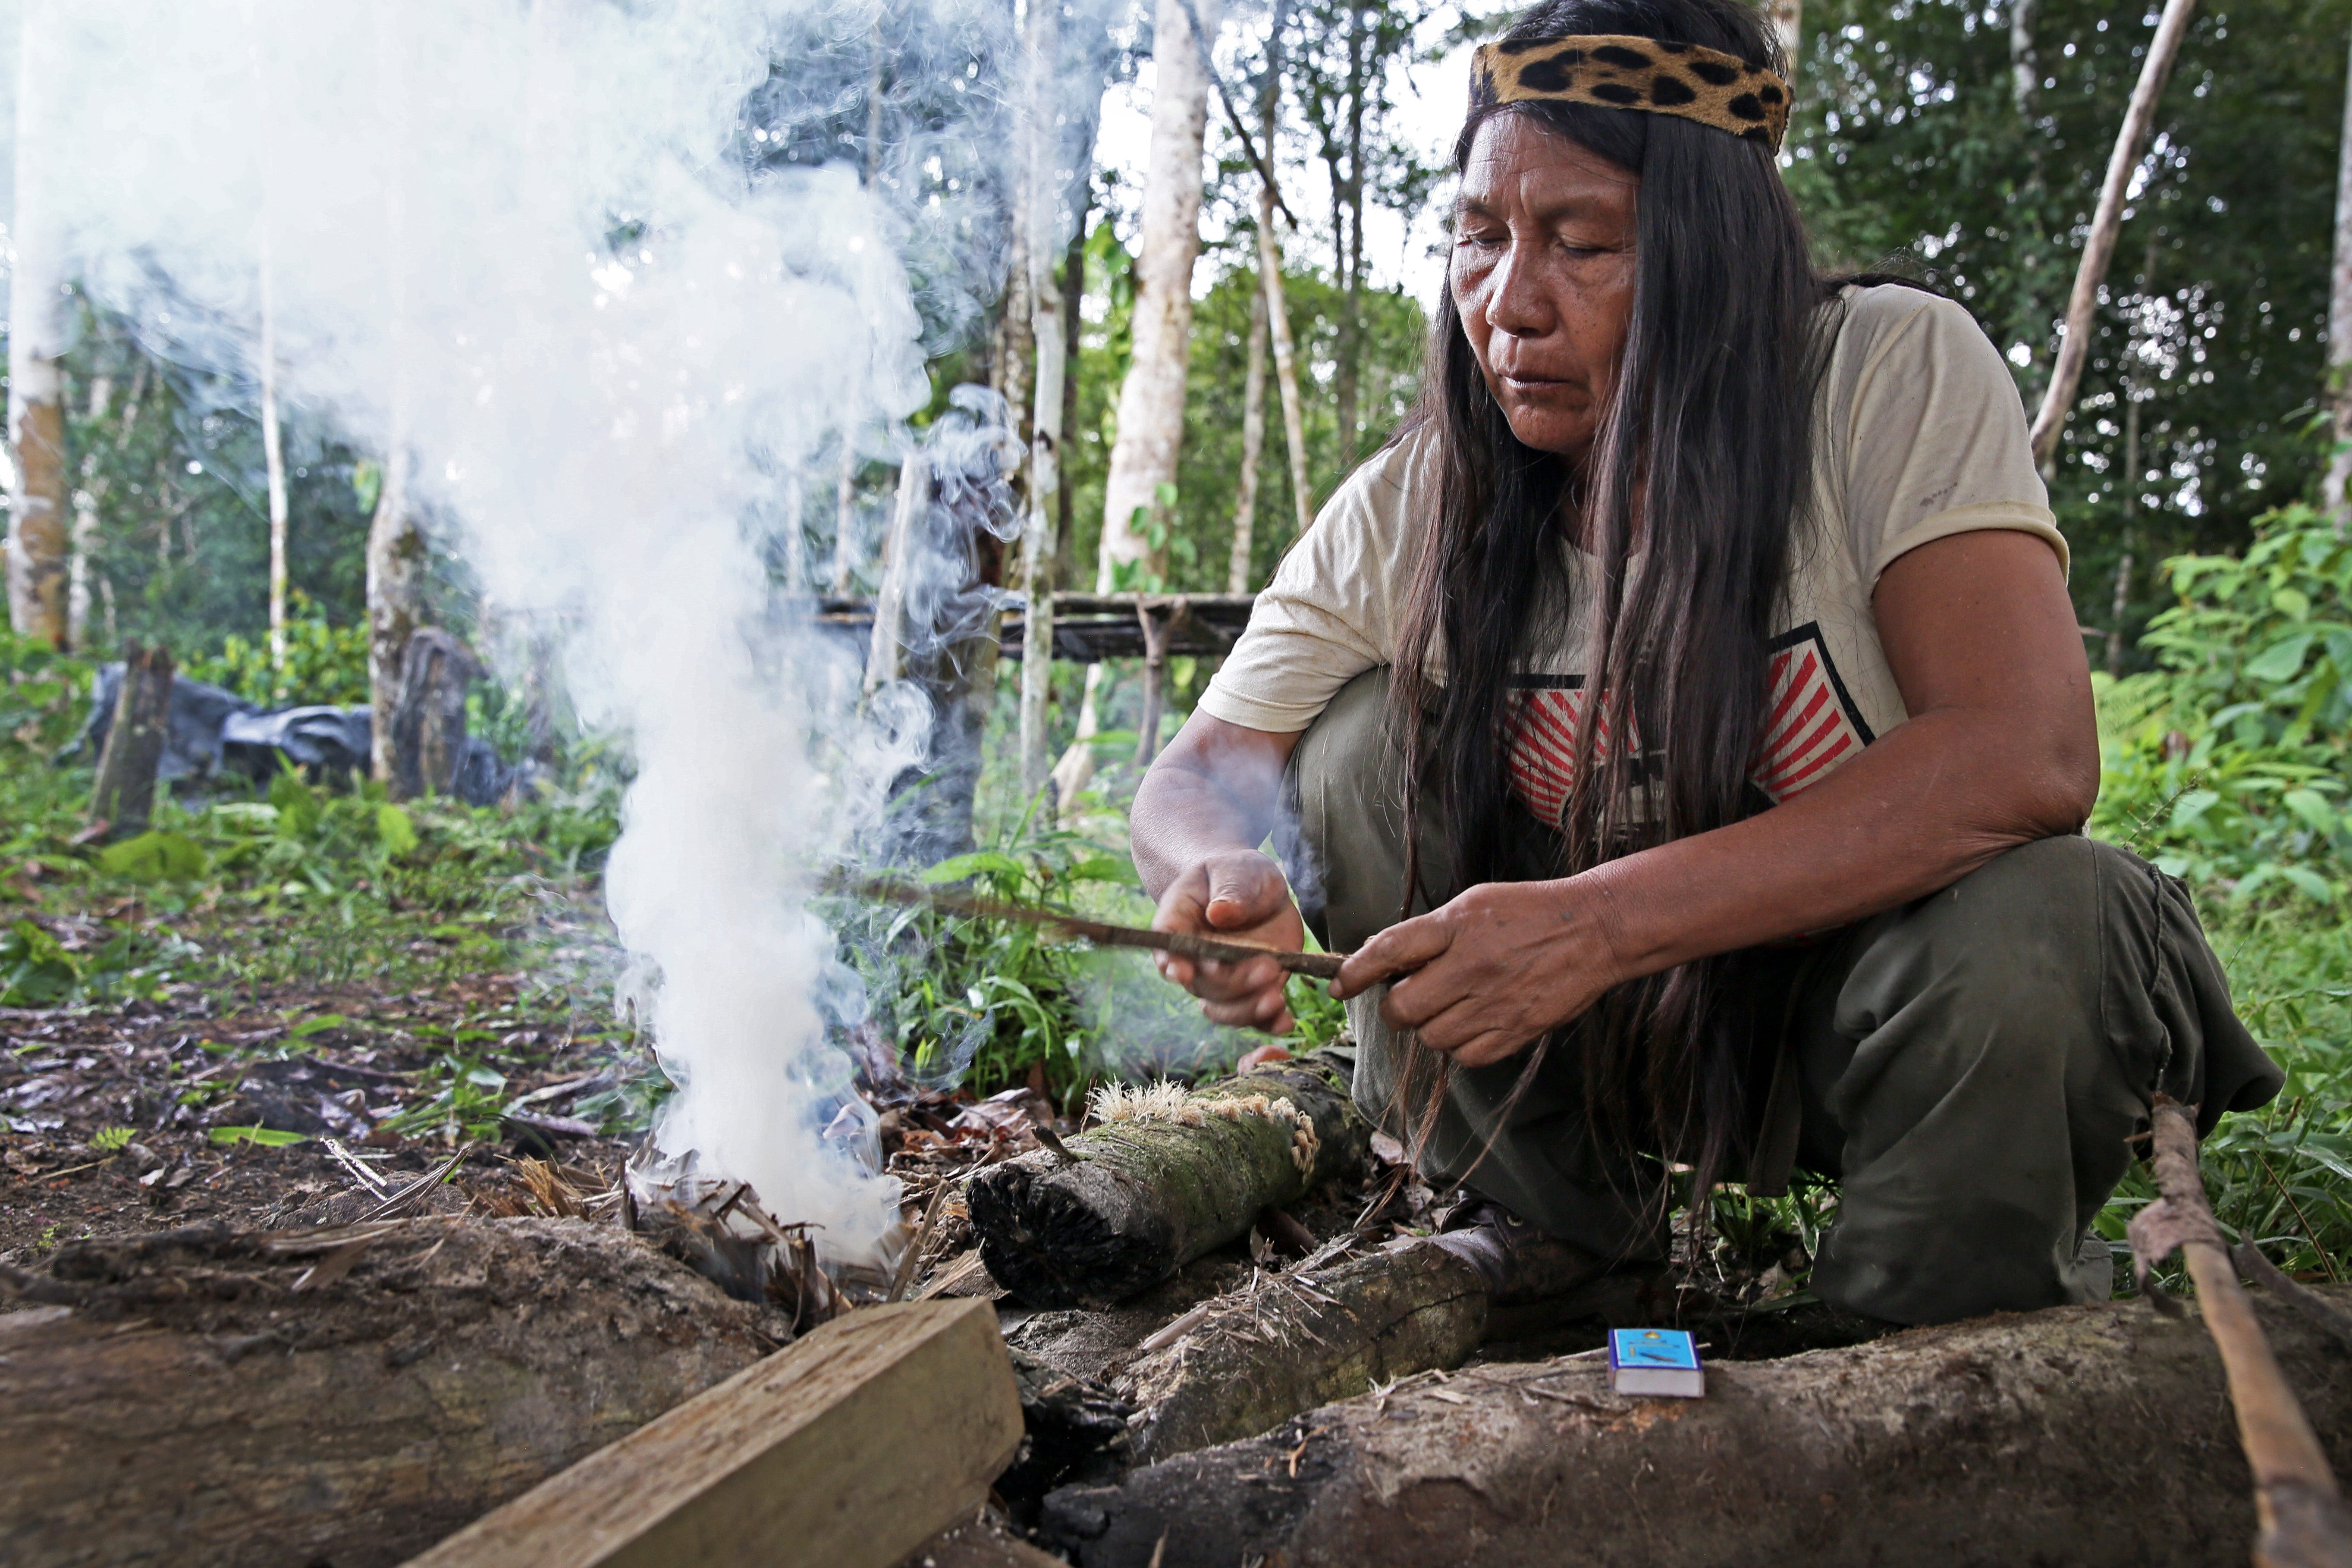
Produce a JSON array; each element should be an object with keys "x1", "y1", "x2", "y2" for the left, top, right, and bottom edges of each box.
[{"x1": 1449, "y1": 114, "x2": 1639, "y2": 463}]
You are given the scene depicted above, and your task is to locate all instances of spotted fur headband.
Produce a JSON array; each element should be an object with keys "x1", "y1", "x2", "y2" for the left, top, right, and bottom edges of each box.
[{"x1": 1472, "y1": 35, "x2": 1791, "y2": 153}]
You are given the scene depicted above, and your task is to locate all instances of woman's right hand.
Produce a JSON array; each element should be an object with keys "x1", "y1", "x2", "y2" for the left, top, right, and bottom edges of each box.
[{"x1": 1150, "y1": 850, "x2": 1306, "y2": 1034}]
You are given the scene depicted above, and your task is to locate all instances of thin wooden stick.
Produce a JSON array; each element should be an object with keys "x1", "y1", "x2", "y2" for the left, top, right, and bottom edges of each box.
[
  {"x1": 823, "y1": 872, "x2": 1344, "y2": 980},
  {"x1": 2129, "y1": 1094, "x2": 2352, "y2": 1568}
]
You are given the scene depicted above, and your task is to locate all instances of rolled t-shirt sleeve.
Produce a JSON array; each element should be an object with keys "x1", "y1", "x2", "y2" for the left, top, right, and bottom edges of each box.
[
  {"x1": 1197, "y1": 433, "x2": 1427, "y2": 734},
  {"x1": 1836, "y1": 289, "x2": 2066, "y2": 587}
]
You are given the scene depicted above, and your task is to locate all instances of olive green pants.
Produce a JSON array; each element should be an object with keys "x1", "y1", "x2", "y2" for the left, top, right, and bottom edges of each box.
[{"x1": 1287, "y1": 670, "x2": 2284, "y2": 1325}]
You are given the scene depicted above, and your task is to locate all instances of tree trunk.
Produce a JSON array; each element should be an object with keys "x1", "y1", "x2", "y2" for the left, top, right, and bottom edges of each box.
[
  {"x1": 1331, "y1": 5, "x2": 1366, "y2": 470},
  {"x1": 2107, "y1": 386, "x2": 2140, "y2": 676},
  {"x1": 1259, "y1": 188, "x2": 1313, "y2": 543},
  {"x1": 1770, "y1": 0, "x2": 1801, "y2": 84},
  {"x1": 1052, "y1": 0, "x2": 1220, "y2": 807},
  {"x1": 259, "y1": 265, "x2": 291, "y2": 678},
  {"x1": 66, "y1": 376, "x2": 104, "y2": 653},
  {"x1": 88, "y1": 643, "x2": 173, "y2": 835},
  {"x1": 966, "y1": 1051, "x2": 1369, "y2": 1309},
  {"x1": 389, "y1": 627, "x2": 484, "y2": 800},
  {"x1": 1043, "y1": 1287, "x2": 2352, "y2": 1568},
  {"x1": 0, "y1": 1217, "x2": 778, "y2": 1568},
  {"x1": 368, "y1": 458, "x2": 427, "y2": 787},
  {"x1": 1019, "y1": 0, "x2": 1068, "y2": 799},
  {"x1": 2011, "y1": 0, "x2": 2041, "y2": 114},
  {"x1": 5, "y1": 0, "x2": 69, "y2": 650},
  {"x1": 1256, "y1": 4, "x2": 1313, "y2": 544},
  {"x1": 864, "y1": 452, "x2": 930, "y2": 697},
  {"x1": 2324, "y1": 28, "x2": 2352, "y2": 522},
  {"x1": 1094, "y1": 0, "x2": 1223, "y2": 588},
  {"x1": 2027, "y1": 0, "x2": 2199, "y2": 465},
  {"x1": 1227, "y1": 282, "x2": 1269, "y2": 594}
]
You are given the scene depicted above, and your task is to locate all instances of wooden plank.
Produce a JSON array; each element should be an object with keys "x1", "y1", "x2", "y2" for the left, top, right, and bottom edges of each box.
[{"x1": 405, "y1": 1296, "x2": 1023, "y2": 1568}]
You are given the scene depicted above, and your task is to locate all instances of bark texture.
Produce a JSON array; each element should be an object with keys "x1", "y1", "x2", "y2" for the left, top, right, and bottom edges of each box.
[
  {"x1": 0, "y1": 1217, "x2": 778, "y2": 1568},
  {"x1": 366, "y1": 461, "x2": 427, "y2": 787},
  {"x1": 5, "y1": 2, "x2": 68, "y2": 648},
  {"x1": 1125, "y1": 1240, "x2": 1488, "y2": 1462},
  {"x1": 1044, "y1": 1288, "x2": 2352, "y2": 1568},
  {"x1": 88, "y1": 643, "x2": 174, "y2": 834},
  {"x1": 389, "y1": 627, "x2": 485, "y2": 800},
  {"x1": 2325, "y1": 26, "x2": 2352, "y2": 521},
  {"x1": 967, "y1": 1051, "x2": 1369, "y2": 1308}
]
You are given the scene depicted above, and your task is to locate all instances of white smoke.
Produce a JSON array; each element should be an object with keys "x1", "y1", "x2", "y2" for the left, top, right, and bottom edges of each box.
[{"x1": 3, "y1": 0, "x2": 1024, "y2": 1260}]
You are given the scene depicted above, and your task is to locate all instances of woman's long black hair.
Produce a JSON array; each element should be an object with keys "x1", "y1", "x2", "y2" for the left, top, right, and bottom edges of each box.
[{"x1": 1388, "y1": 0, "x2": 1833, "y2": 1225}]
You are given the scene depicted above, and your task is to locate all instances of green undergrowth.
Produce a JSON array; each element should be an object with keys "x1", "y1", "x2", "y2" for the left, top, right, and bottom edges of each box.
[{"x1": 2, "y1": 628, "x2": 621, "y2": 1003}]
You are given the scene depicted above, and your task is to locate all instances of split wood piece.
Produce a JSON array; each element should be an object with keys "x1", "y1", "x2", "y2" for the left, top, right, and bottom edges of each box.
[
  {"x1": 406, "y1": 1296, "x2": 1024, "y2": 1568},
  {"x1": 0, "y1": 1217, "x2": 776, "y2": 1568},
  {"x1": 88, "y1": 642, "x2": 173, "y2": 835},
  {"x1": 1043, "y1": 1285, "x2": 2352, "y2": 1568},
  {"x1": 1124, "y1": 1239, "x2": 1487, "y2": 1462},
  {"x1": 2128, "y1": 1093, "x2": 2352, "y2": 1568},
  {"x1": 967, "y1": 1051, "x2": 1371, "y2": 1308}
]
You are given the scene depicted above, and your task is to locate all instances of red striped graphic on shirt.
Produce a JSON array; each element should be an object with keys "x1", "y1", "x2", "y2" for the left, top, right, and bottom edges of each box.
[{"x1": 1501, "y1": 624, "x2": 1874, "y2": 827}]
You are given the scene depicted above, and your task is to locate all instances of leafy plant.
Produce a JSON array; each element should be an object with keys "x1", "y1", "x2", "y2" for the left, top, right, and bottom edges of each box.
[
  {"x1": 2092, "y1": 503, "x2": 2352, "y2": 906},
  {"x1": 183, "y1": 589, "x2": 371, "y2": 708}
]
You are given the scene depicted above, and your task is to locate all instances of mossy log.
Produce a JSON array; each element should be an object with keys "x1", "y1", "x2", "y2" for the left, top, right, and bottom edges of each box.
[
  {"x1": 967, "y1": 1050, "x2": 1369, "y2": 1309},
  {"x1": 0, "y1": 1217, "x2": 776, "y2": 1568},
  {"x1": 1044, "y1": 1286, "x2": 2352, "y2": 1568}
]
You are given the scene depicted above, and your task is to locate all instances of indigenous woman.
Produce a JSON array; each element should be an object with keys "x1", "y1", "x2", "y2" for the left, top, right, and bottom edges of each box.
[{"x1": 1130, "y1": 0, "x2": 2281, "y2": 1326}]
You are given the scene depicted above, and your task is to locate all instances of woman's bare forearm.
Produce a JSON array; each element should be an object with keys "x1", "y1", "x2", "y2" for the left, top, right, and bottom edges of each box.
[
  {"x1": 1575, "y1": 704, "x2": 2092, "y2": 982},
  {"x1": 1130, "y1": 714, "x2": 1303, "y2": 900}
]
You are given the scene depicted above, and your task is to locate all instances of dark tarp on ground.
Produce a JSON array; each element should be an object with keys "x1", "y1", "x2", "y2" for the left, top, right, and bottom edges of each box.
[{"x1": 69, "y1": 666, "x2": 513, "y2": 806}]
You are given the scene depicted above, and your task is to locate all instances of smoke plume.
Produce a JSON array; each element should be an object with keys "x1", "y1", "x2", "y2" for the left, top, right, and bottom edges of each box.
[{"x1": 1, "y1": 0, "x2": 1028, "y2": 1260}]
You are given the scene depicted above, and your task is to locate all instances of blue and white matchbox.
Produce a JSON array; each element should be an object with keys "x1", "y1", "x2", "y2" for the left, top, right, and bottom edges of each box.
[{"x1": 1607, "y1": 1328, "x2": 1705, "y2": 1398}]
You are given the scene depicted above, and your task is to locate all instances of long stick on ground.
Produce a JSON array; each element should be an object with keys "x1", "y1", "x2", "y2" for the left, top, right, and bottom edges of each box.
[
  {"x1": 2027, "y1": 0, "x2": 2198, "y2": 464},
  {"x1": 2128, "y1": 1093, "x2": 2352, "y2": 1568},
  {"x1": 824, "y1": 872, "x2": 1343, "y2": 979}
]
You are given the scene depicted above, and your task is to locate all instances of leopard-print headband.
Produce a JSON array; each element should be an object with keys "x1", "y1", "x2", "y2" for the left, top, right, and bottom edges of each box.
[{"x1": 1473, "y1": 35, "x2": 1791, "y2": 153}]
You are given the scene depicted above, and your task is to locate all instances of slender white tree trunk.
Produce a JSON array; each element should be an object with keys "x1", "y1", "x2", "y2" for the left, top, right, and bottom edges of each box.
[
  {"x1": 66, "y1": 375, "x2": 109, "y2": 651},
  {"x1": 1094, "y1": 0, "x2": 1222, "y2": 587},
  {"x1": 1258, "y1": 185, "x2": 1312, "y2": 543},
  {"x1": 1769, "y1": 0, "x2": 1800, "y2": 83},
  {"x1": 1227, "y1": 282, "x2": 1267, "y2": 594},
  {"x1": 1053, "y1": 0, "x2": 1222, "y2": 809},
  {"x1": 259, "y1": 254, "x2": 290, "y2": 676},
  {"x1": 1019, "y1": 0, "x2": 1067, "y2": 797},
  {"x1": 5, "y1": 0, "x2": 69, "y2": 650},
  {"x1": 2324, "y1": 28, "x2": 2352, "y2": 522},
  {"x1": 2028, "y1": 0, "x2": 2198, "y2": 464}
]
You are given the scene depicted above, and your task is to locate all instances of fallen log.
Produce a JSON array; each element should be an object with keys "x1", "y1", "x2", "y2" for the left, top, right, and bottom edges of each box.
[
  {"x1": 406, "y1": 1296, "x2": 1024, "y2": 1568},
  {"x1": 967, "y1": 1050, "x2": 1369, "y2": 1308},
  {"x1": 0, "y1": 1217, "x2": 780, "y2": 1568},
  {"x1": 1043, "y1": 1287, "x2": 2352, "y2": 1568}
]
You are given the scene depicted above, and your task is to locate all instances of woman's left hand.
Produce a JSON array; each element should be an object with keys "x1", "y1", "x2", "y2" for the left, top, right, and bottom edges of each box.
[{"x1": 1329, "y1": 878, "x2": 1627, "y2": 1068}]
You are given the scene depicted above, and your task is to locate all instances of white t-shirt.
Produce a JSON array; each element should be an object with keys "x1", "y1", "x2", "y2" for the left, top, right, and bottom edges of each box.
[{"x1": 1196, "y1": 284, "x2": 2064, "y2": 824}]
